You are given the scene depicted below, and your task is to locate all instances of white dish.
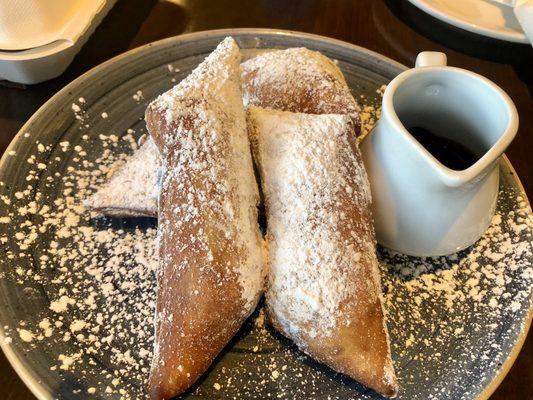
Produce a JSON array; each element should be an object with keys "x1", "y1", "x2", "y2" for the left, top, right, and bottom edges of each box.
[
  {"x1": 408, "y1": 0, "x2": 528, "y2": 43},
  {"x1": 0, "y1": 0, "x2": 116, "y2": 84}
]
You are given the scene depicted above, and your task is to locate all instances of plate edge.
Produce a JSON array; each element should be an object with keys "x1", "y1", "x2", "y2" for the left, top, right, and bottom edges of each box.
[{"x1": 407, "y1": 0, "x2": 529, "y2": 44}]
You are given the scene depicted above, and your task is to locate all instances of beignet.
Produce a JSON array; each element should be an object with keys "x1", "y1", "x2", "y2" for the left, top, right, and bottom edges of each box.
[
  {"x1": 241, "y1": 47, "x2": 361, "y2": 133},
  {"x1": 247, "y1": 106, "x2": 398, "y2": 397},
  {"x1": 145, "y1": 37, "x2": 264, "y2": 399},
  {"x1": 83, "y1": 136, "x2": 159, "y2": 217}
]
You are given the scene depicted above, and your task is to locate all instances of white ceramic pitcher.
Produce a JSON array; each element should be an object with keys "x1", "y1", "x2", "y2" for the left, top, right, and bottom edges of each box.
[{"x1": 361, "y1": 52, "x2": 519, "y2": 257}]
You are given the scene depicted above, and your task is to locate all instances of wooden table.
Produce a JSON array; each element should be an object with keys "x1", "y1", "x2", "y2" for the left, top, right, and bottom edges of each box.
[{"x1": 0, "y1": 0, "x2": 531, "y2": 398}]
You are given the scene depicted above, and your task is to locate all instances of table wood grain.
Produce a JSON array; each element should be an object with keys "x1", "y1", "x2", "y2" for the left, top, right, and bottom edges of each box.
[{"x1": 0, "y1": 0, "x2": 531, "y2": 398}]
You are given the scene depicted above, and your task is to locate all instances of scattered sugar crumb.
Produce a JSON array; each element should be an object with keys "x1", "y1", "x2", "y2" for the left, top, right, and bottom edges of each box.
[
  {"x1": 18, "y1": 329, "x2": 34, "y2": 342},
  {"x1": 132, "y1": 90, "x2": 144, "y2": 102}
]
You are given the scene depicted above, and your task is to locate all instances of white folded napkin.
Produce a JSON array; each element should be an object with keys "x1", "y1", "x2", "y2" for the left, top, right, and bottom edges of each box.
[{"x1": 0, "y1": 0, "x2": 106, "y2": 51}]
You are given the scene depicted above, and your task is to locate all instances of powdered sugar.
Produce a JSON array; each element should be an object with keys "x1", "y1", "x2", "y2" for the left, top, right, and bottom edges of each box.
[
  {"x1": 249, "y1": 108, "x2": 375, "y2": 337},
  {"x1": 379, "y1": 187, "x2": 532, "y2": 399},
  {"x1": 0, "y1": 130, "x2": 159, "y2": 398},
  {"x1": 49, "y1": 296, "x2": 76, "y2": 313},
  {"x1": 148, "y1": 36, "x2": 264, "y2": 313},
  {"x1": 83, "y1": 135, "x2": 158, "y2": 217},
  {"x1": 241, "y1": 47, "x2": 361, "y2": 130}
]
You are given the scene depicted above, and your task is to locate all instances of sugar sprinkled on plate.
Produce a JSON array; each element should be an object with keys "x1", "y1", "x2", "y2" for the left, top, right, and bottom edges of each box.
[
  {"x1": 1, "y1": 128, "x2": 158, "y2": 398},
  {"x1": 0, "y1": 77, "x2": 530, "y2": 400}
]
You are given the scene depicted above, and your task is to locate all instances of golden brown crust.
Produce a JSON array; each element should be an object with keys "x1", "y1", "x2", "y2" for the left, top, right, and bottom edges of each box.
[
  {"x1": 146, "y1": 38, "x2": 263, "y2": 400},
  {"x1": 241, "y1": 48, "x2": 362, "y2": 135}
]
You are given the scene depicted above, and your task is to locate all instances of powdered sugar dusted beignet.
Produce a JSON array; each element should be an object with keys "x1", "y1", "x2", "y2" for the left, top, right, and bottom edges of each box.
[
  {"x1": 248, "y1": 106, "x2": 397, "y2": 397},
  {"x1": 241, "y1": 47, "x2": 361, "y2": 134},
  {"x1": 85, "y1": 47, "x2": 361, "y2": 218},
  {"x1": 146, "y1": 38, "x2": 264, "y2": 399},
  {"x1": 83, "y1": 136, "x2": 160, "y2": 217}
]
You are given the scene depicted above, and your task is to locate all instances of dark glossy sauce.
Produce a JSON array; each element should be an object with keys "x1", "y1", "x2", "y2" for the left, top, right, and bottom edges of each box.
[{"x1": 407, "y1": 127, "x2": 479, "y2": 170}]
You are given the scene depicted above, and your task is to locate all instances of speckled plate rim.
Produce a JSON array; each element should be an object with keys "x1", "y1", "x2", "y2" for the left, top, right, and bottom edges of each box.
[
  {"x1": 407, "y1": 0, "x2": 529, "y2": 44},
  {"x1": 0, "y1": 28, "x2": 530, "y2": 400},
  {"x1": 477, "y1": 156, "x2": 532, "y2": 400}
]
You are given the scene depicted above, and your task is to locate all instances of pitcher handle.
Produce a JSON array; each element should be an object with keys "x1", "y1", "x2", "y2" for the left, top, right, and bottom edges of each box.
[{"x1": 415, "y1": 52, "x2": 447, "y2": 68}]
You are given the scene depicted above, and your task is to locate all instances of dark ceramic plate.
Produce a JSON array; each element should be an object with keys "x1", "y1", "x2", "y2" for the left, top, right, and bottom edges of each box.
[{"x1": 0, "y1": 29, "x2": 531, "y2": 400}]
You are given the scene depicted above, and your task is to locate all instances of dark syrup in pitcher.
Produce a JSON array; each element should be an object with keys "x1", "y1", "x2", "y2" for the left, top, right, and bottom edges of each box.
[{"x1": 407, "y1": 127, "x2": 480, "y2": 170}]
